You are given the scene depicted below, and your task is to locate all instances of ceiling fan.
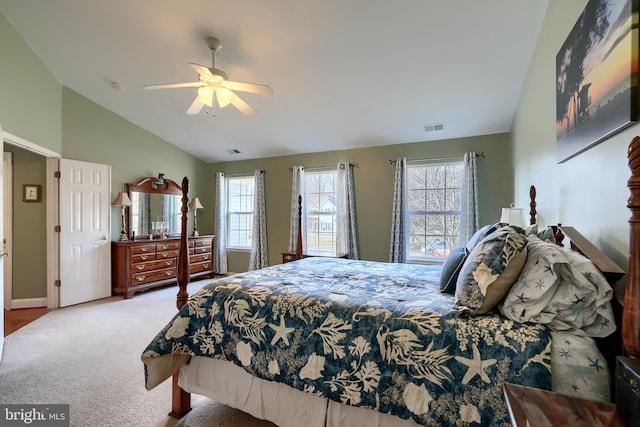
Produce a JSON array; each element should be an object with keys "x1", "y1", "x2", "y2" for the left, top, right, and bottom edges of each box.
[{"x1": 144, "y1": 37, "x2": 273, "y2": 117}]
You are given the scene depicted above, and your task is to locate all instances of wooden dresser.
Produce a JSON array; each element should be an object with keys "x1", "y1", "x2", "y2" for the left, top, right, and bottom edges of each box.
[{"x1": 112, "y1": 235, "x2": 214, "y2": 298}]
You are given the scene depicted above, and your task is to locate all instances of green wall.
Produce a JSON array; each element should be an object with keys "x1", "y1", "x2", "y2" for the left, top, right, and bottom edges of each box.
[{"x1": 210, "y1": 133, "x2": 514, "y2": 273}]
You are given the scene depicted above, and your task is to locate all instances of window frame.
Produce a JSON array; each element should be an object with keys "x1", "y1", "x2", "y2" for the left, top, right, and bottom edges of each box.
[
  {"x1": 304, "y1": 169, "x2": 338, "y2": 256},
  {"x1": 405, "y1": 160, "x2": 463, "y2": 263},
  {"x1": 225, "y1": 175, "x2": 256, "y2": 251}
]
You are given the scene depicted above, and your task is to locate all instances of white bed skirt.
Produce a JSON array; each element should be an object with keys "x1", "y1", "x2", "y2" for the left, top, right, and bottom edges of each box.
[{"x1": 179, "y1": 357, "x2": 418, "y2": 427}]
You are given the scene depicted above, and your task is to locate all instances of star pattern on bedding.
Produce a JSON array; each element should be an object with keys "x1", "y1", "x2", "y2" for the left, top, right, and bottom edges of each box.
[
  {"x1": 454, "y1": 343, "x2": 497, "y2": 384},
  {"x1": 269, "y1": 315, "x2": 295, "y2": 345}
]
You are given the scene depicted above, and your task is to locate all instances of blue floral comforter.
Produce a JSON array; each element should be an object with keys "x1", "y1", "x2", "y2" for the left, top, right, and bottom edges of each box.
[{"x1": 142, "y1": 258, "x2": 551, "y2": 426}]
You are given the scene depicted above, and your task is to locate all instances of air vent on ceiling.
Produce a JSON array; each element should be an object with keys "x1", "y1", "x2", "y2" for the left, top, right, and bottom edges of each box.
[
  {"x1": 424, "y1": 122, "x2": 445, "y2": 133},
  {"x1": 226, "y1": 149, "x2": 241, "y2": 155}
]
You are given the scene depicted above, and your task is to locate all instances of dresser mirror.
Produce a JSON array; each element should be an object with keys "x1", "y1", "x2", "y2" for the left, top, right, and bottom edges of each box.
[{"x1": 127, "y1": 175, "x2": 183, "y2": 239}]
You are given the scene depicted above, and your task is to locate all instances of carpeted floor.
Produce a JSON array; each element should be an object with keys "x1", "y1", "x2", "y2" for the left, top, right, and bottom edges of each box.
[{"x1": 0, "y1": 280, "x2": 277, "y2": 427}]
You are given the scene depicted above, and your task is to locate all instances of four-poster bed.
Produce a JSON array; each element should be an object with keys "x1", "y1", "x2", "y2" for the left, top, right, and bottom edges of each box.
[{"x1": 141, "y1": 140, "x2": 637, "y2": 425}]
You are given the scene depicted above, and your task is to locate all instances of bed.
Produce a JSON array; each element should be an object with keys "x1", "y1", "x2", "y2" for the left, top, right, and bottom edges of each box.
[{"x1": 141, "y1": 174, "x2": 627, "y2": 426}]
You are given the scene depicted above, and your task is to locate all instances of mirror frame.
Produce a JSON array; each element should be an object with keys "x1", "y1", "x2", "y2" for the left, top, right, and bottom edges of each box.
[{"x1": 127, "y1": 176, "x2": 183, "y2": 239}]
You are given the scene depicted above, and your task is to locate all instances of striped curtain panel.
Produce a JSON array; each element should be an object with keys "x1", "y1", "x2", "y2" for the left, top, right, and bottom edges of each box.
[
  {"x1": 288, "y1": 166, "x2": 306, "y2": 253},
  {"x1": 336, "y1": 162, "x2": 359, "y2": 259},
  {"x1": 389, "y1": 157, "x2": 407, "y2": 263},
  {"x1": 459, "y1": 152, "x2": 479, "y2": 246},
  {"x1": 249, "y1": 170, "x2": 268, "y2": 270},
  {"x1": 213, "y1": 172, "x2": 228, "y2": 274}
]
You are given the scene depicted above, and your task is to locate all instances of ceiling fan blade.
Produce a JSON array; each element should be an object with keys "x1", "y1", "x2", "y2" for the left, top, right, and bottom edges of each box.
[
  {"x1": 229, "y1": 91, "x2": 258, "y2": 117},
  {"x1": 186, "y1": 97, "x2": 205, "y2": 115},
  {"x1": 189, "y1": 63, "x2": 213, "y2": 78},
  {"x1": 223, "y1": 80, "x2": 273, "y2": 95},
  {"x1": 144, "y1": 82, "x2": 204, "y2": 90}
]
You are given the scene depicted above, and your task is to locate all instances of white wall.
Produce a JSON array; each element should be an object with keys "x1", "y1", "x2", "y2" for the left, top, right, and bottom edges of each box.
[{"x1": 512, "y1": 0, "x2": 633, "y2": 295}]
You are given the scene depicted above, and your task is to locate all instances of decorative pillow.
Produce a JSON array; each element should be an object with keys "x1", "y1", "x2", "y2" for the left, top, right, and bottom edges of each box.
[
  {"x1": 537, "y1": 226, "x2": 556, "y2": 242},
  {"x1": 499, "y1": 236, "x2": 615, "y2": 337},
  {"x1": 465, "y1": 223, "x2": 500, "y2": 253},
  {"x1": 439, "y1": 247, "x2": 468, "y2": 294},
  {"x1": 455, "y1": 227, "x2": 528, "y2": 315},
  {"x1": 499, "y1": 235, "x2": 567, "y2": 323}
]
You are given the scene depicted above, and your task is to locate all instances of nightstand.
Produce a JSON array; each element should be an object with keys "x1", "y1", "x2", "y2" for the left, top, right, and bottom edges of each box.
[
  {"x1": 615, "y1": 356, "x2": 640, "y2": 427},
  {"x1": 502, "y1": 383, "x2": 625, "y2": 427}
]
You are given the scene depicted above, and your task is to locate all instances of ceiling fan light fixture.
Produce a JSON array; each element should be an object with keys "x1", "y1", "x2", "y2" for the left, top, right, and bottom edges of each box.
[
  {"x1": 197, "y1": 86, "x2": 213, "y2": 107},
  {"x1": 216, "y1": 88, "x2": 232, "y2": 108}
]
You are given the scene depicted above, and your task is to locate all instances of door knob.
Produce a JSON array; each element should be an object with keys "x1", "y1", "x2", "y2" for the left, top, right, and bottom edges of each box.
[
  {"x1": 100, "y1": 236, "x2": 108, "y2": 240},
  {"x1": 0, "y1": 252, "x2": 9, "y2": 258}
]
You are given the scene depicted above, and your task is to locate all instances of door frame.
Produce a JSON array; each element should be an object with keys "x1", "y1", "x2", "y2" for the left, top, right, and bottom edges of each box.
[
  {"x1": 3, "y1": 131, "x2": 61, "y2": 309},
  {"x1": 3, "y1": 152, "x2": 12, "y2": 310}
]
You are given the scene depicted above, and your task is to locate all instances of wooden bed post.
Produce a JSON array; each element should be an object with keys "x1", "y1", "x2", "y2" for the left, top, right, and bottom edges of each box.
[
  {"x1": 170, "y1": 176, "x2": 191, "y2": 417},
  {"x1": 296, "y1": 195, "x2": 303, "y2": 259},
  {"x1": 624, "y1": 136, "x2": 640, "y2": 358},
  {"x1": 529, "y1": 185, "x2": 537, "y2": 225}
]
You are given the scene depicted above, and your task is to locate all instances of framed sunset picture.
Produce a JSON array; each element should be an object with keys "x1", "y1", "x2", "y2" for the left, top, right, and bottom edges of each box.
[{"x1": 556, "y1": 0, "x2": 639, "y2": 163}]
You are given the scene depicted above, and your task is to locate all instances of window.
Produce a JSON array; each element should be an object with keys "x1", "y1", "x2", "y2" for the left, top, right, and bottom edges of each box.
[
  {"x1": 305, "y1": 171, "x2": 337, "y2": 255},
  {"x1": 407, "y1": 162, "x2": 462, "y2": 261},
  {"x1": 226, "y1": 176, "x2": 255, "y2": 249}
]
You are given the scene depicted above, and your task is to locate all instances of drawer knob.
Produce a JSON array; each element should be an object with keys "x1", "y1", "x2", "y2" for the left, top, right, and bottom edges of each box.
[
  {"x1": 165, "y1": 271, "x2": 172, "y2": 276},
  {"x1": 204, "y1": 263, "x2": 209, "y2": 268},
  {"x1": 140, "y1": 255, "x2": 148, "y2": 260},
  {"x1": 165, "y1": 260, "x2": 172, "y2": 266},
  {"x1": 161, "y1": 245, "x2": 168, "y2": 250},
  {"x1": 136, "y1": 265, "x2": 145, "y2": 270},
  {"x1": 136, "y1": 276, "x2": 145, "y2": 281},
  {"x1": 141, "y1": 247, "x2": 147, "y2": 252}
]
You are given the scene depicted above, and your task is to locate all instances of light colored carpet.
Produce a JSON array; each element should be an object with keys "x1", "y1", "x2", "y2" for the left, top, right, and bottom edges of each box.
[{"x1": 0, "y1": 280, "x2": 277, "y2": 427}]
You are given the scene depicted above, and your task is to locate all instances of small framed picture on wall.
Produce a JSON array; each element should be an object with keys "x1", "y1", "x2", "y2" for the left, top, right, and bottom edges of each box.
[{"x1": 23, "y1": 184, "x2": 41, "y2": 202}]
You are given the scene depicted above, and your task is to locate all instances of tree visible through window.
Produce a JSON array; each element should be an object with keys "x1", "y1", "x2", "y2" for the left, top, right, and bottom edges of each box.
[
  {"x1": 227, "y1": 176, "x2": 255, "y2": 249},
  {"x1": 407, "y1": 162, "x2": 462, "y2": 261},
  {"x1": 305, "y1": 171, "x2": 337, "y2": 255}
]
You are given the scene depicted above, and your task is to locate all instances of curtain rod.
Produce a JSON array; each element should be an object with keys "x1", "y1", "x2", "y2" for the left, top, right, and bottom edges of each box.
[
  {"x1": 289, "y1": 162, "x2": 359, "y2": 172},
  {"x1": 388, "y1": 152, "x2": 485, "y2": 165},
  {"x1": 222, "y1": 170, "x2": 265, "y2": 177}
]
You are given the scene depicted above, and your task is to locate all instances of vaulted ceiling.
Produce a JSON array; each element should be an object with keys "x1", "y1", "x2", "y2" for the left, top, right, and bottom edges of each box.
[{"x1": 0, "y1": 1, "x2": 548, "y2": 162}]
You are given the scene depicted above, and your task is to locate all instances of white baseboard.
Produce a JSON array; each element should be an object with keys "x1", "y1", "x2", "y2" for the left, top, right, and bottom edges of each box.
[{"x1": 11, "y1": 297, "x2": 47, "y2": 309}]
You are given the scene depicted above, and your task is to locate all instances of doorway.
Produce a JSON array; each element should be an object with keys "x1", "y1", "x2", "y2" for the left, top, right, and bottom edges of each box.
[{"x1": 2, "y1": 131, "x2": 60, "y2": 310}]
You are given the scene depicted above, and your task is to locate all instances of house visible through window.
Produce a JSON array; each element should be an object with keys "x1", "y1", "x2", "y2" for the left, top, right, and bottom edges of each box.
[
  {"x1": 227, "y1": 176, "x2": 255, "y2": 249},
  {"x1": 305, "y1": 171, "x2": 337, "y2": 255},
  {"x1": 407, "y1": 162, "x2": 462, "y2": 261}
]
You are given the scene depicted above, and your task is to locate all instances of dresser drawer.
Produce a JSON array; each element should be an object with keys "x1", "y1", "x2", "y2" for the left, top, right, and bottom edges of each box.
[
  {"x1": 132, "y1": 267, "x2": 176, "y2": 284},
  {"x1": 131, "y1": 253, "x2": 154, "y2": 263},
  {"x1": 130, "y1": 244, "x2": 156, "y2": 255},
  {"x1": 192, "y1": 239, "x2": 212, "y2": 247},
  {"x1": 132, "y1": 258, "x2": 176, "y2": 272},
  {"x1": 156, "y1": 250, "x2": 179, "y2": 259},
  {"x1": 190, "y1": 261, "x2": 212, "y2": 274},
  {"x1": 190, "y1": 246, "x2": 210, "y2": 255},
  {"x1": 190, "y1": 253, "x2": 211, "y2": 263},
  {"x1": 156, "y1": 242, "x2": 180, "y2": 251}
]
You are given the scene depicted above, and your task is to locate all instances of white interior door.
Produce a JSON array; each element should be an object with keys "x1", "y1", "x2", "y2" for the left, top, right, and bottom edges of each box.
[{"x1": 59, "y1": 159, "x2": 111, "y2": 307}]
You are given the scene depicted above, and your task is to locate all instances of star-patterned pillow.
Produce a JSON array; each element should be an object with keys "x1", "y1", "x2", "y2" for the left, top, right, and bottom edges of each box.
[
  {"x1": 455, "y1": 226, "x2": 528, "y2": 315},
  {"x1": 499, "y1": 235, "x2": 616, "y2": 337},
  {"x1": 499, "y1": 235, "x2": 566, "y2": 324}
]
